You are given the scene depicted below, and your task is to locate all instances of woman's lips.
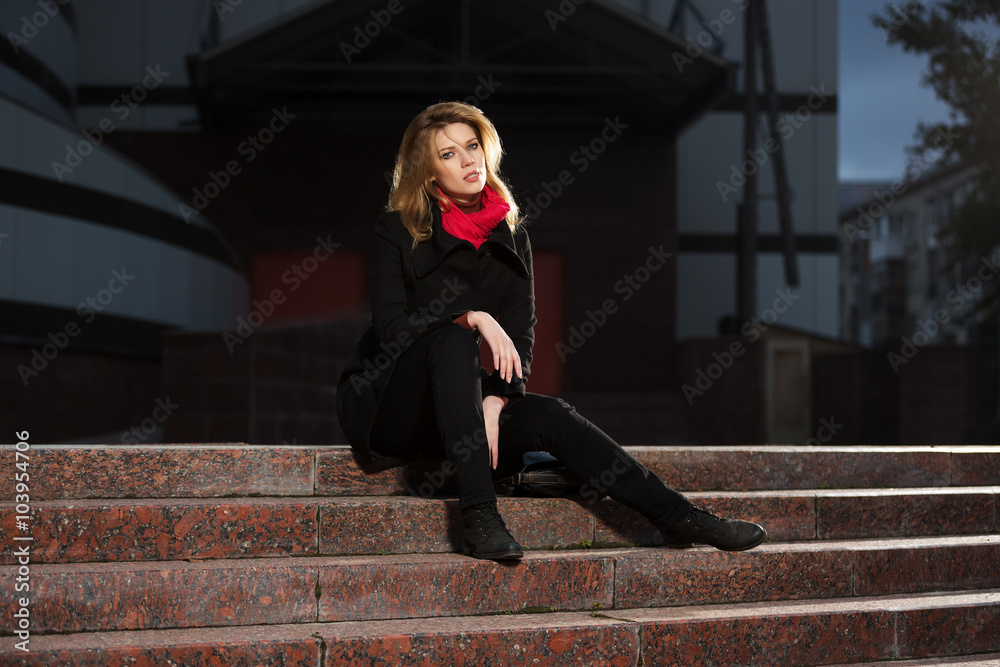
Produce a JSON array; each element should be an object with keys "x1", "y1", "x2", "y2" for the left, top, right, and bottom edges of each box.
[{"x1": 464, "y1": 171, "x2": 480, "y2": 182}]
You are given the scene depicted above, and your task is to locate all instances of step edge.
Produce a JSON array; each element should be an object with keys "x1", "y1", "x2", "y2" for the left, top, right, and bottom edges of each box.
[
  {"x1": 5, "y1": 535, "x2": 999, "y2": 573},
  {"x1": 6, "y1": 487, "x2": 997, "y2": 507},
  {"x1": 4, "y1": 588, "x2": 999, "y2": 651}
]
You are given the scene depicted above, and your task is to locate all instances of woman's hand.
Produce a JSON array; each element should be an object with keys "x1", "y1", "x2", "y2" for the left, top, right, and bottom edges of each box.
[
  {"x1": 466, "y1": 311, "x2": 522, "y2": 383},
  {"x1": 482, "y1": 395, "x2": 507, "y2": 469}
]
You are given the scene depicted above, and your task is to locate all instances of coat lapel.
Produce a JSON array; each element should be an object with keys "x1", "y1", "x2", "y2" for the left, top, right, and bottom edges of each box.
[
  {"x1": 411, "y1": 205, "x2": 529, "y2": 278},
  {"x1": 485, "y1": 222, "x2": 529, "y2": 277},
  {"x1": 412, "y1": 208, "x2": 464, "y2": 278}
]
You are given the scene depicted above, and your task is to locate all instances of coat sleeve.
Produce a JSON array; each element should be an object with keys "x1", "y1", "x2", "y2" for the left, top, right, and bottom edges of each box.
[
  {"x1": 482, "y1": 227, "x2": 536, "y2": 403},
  {"x1": 369, "y1": 214, "x2": 469, "y2": 352}
]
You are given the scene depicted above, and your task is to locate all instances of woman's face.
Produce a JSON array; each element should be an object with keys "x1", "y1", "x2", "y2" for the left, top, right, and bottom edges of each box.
[{"x1": 430, "y1": 122, "x2": 485, "y2": 204}]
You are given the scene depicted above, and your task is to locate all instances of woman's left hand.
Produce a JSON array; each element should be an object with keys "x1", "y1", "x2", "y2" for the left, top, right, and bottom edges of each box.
[
  {"x1": 466, "y1": 311, "x2": 522, "y2": 384},
  {"x1": 482, "y1": 395, "x2": 507, "y2": 469}
]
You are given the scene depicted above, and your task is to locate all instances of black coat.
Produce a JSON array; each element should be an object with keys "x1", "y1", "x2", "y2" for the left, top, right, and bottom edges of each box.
[{"x1": 337, "y1": 206, "x2": 536, "y2": 466}]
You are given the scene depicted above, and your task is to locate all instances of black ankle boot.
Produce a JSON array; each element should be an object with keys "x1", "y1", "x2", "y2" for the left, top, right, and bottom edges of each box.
[
  {"x1": 656, "y1": 506, "x2": 767, "y2": 552},
  {"x1": 461, "y1": 501, "x2": 523, "y2": 561}
]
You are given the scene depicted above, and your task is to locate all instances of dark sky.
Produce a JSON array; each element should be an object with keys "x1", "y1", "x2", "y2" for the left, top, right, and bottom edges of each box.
[{"x1": 838, "y1": 0, "x2": 951, "y2": 182}]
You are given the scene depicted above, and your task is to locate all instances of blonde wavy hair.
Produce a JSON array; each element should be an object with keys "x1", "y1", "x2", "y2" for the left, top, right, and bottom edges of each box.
[{"x1": 387, "y1": 101, "x2": 522, "y2": 244}]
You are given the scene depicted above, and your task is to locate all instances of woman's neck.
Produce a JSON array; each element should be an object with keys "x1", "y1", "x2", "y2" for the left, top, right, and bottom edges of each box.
[{"x1": 450, "y1": 191, "x2": 482, "y2": 214}]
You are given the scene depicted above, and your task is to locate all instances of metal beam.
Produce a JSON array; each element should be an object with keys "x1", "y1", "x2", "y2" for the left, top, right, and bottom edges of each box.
[
  {"x1": 201, "y1": 82, "x2": 682, "y2": 96},
  {"x1": 756, "y1": 0, "x2": 799, "y2": 287},
  {"x1": 235, "y1": 62, "x2": 713, "y2": 77},
  {"x1": 738, "y1": 0, "x2": 759, "y2": 324}
]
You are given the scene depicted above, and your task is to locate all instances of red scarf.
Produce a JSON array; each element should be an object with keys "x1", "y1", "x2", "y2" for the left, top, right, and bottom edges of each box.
[{"x1": 439, "y1": 185, "x2": 511, "y2": 249}]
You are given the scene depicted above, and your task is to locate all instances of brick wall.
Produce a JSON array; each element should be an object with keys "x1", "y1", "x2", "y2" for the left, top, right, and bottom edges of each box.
[
  {"x1": 672, "y1": 338, "x2": 765, "y2": 445},
  {"x1": 815, "y1": 345, "x2": 998, "y2": 446},
  {"x1": 813, "y1": 352, "x2": 899, "y2": 445},
  {"x1": 1, "y1": 347, "x2": 161, "y2": 442},
  {"x1": 897, "y1": 347, "x2": 966, "y2": 445},
  {"x1": 895, "y1": 345, "x2": 999, "y2": 445},
  {"x1": 161, "y1": 321, "x2": 368, "y2": 444}
]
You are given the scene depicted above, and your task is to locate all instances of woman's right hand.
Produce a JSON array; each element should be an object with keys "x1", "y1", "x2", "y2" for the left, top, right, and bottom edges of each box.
[{"x1": 466, "y1": 311, "x2": 522, "y2": 383}]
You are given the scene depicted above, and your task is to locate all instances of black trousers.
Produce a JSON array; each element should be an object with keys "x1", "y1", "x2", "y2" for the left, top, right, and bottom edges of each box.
[{"x1": 370, "y1": 325, "x2": 692, "y2": 526}]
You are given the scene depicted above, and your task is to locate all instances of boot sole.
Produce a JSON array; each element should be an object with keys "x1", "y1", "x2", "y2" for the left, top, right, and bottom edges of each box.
[
  {"x1": 463, "y1": 546, "x2": 524, "y2": 561},
  {"x1": 663, "y1": 528, "x2": 768, "y2": 552}
]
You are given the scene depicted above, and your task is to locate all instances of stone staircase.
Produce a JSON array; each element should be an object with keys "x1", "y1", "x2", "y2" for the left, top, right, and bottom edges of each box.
[{"x1": 2, "y1": 444, "x2": 999, "y2": 665}]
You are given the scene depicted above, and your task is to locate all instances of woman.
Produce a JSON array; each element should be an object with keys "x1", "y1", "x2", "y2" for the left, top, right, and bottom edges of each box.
[{"x1": 337, "y1": 101, "x2": 766, "y2": 561}]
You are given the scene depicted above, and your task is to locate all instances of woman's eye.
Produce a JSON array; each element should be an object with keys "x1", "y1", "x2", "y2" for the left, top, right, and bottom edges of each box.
[
  {"x1": 441, "y1": 151, "x2": 454, "y2": 159},
  {"x1": 469, "y1": 143, "x2": 479, "y2": 151}
]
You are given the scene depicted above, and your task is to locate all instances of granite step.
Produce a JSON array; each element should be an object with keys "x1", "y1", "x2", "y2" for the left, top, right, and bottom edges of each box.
[
  {"x1": 625, "y1": 589, "x2": 1000, "y2": 666},
  {"x1": 4, "y1": 444, "x2": 999, "y2": 500},
  {"x1": 5, "y1": 536, "x2": 998, "y2": 634},
  {"x1": 3, "y1": 590, "x2": 999, "y2": 666},
  {"x1": 3, "y1": 487, "x2": 997, "y2": 564},
  {"x1": 837, "y1": 655, "x2": 1000, "y2": 666}
]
